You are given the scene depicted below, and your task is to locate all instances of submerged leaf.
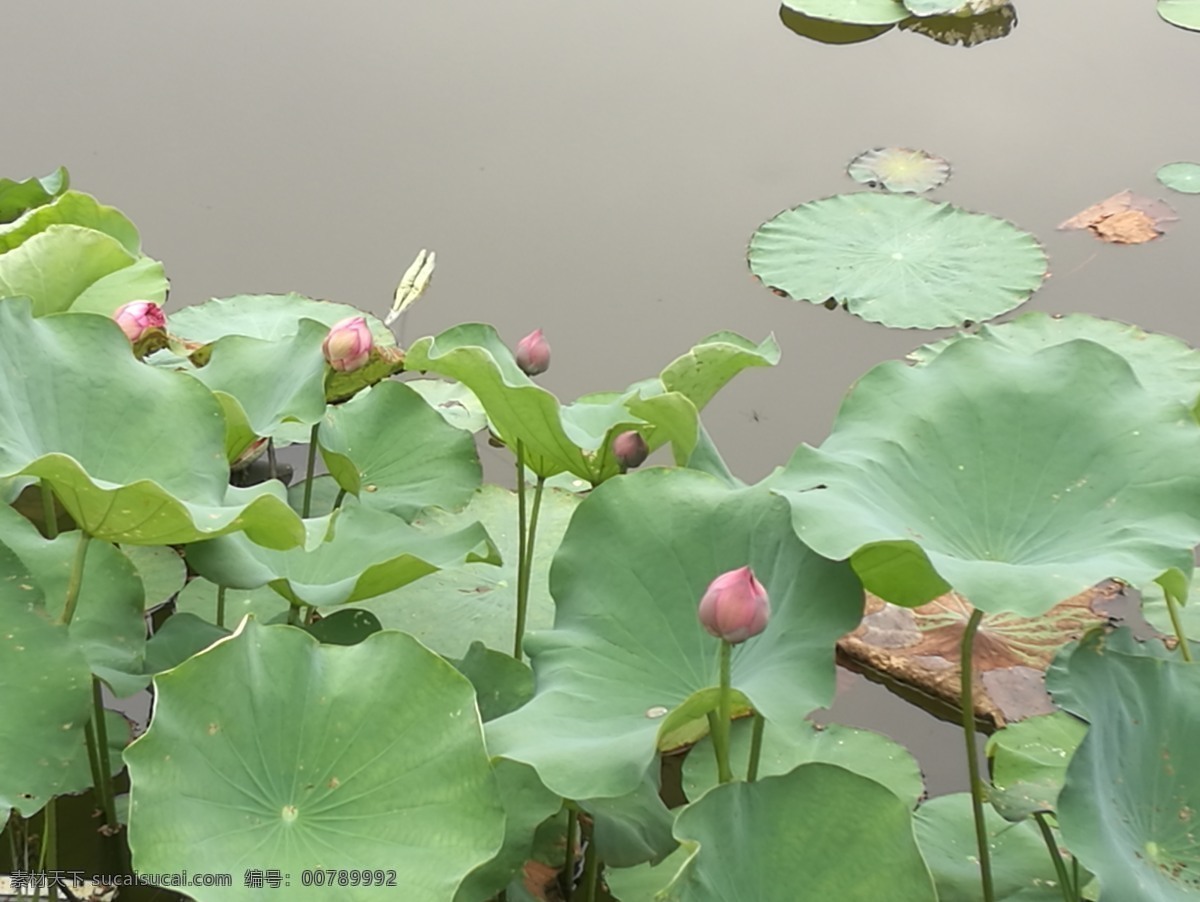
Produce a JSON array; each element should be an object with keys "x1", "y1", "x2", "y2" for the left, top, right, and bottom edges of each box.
[
  {"x1": 899, "y1": 3, "x2": 1016, "y2": 45},
  {"x1": 847, "y1": 147, "x2": 950, "y2": 193},
  {"x1": 749, "y1": 193, "x2": 1046, "y2": 329},
  {"x1": 1156, "y1": 161, "x2": 1200, "y2": 194},
  {"x1": 1059, "y1": 190, "x2": 1177, "y2": 244}
]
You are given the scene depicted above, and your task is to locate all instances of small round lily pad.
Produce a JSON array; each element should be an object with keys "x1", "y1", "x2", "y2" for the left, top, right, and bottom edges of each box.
[
  {"x1": 1156, "y1": 161, "x2": 1200, "y2": 194},
  {"x1": 847, "y1": 147, "x2": 951, "y2": 193}
]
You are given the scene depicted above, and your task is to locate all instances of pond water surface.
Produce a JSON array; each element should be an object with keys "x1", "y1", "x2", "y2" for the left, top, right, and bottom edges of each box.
[{"x1": 9, "y1": 0, "x2": 1200, "y2": 822}]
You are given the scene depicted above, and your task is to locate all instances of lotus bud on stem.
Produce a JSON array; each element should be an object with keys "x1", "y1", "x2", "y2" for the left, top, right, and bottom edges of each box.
[
  {"x1": 515, "y1": 329, "x2": 551, "y2": 377},
  {"x1": 322, "y1": 316, "x2": 374, "y2": 373},
  {"x1": 612, "y1": 430, "x2": 649, "y2": 472},
  {"x1": 112, "y1": 300, "x2": 169, "y2": 359},
  {"x1": 698, "y1": 566, "x2": 769, "y2": 784}
]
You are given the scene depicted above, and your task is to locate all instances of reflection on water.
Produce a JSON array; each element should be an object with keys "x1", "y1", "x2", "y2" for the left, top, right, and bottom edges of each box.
[{"x1": 780, "y1": 3, "x2": 1017, "y2": 47}]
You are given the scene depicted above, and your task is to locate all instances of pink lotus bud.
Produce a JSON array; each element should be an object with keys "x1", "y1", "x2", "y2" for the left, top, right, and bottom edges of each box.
[
  {"x1": 322, "y1": 316, "x2": 373, "y2": 372},
  {"x1": 698, "y1": 566, "x2": 770, "y2": 644},
  {"x1": 613, "y1": 431, "x2": 649, "y2": 470},
  {"x1": 515, "y1": 329, "x2": 551, "y2": 376},
  {"x1": 113, "y1": 301, "x2": 166, "y2": 342}
]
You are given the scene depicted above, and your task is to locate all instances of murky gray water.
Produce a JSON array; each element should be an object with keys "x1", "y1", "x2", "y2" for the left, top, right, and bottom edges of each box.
[{"x1": 12, "y1": 0, "x2": 1200, "y2": 795}]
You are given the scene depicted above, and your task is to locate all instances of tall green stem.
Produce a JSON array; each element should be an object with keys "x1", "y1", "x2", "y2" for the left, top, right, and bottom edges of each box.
[
  {"x1": 36, "y1": 800, "x2": 55, "y2": 871},
  {"x1": 39, "y1": 481, "x2": 58, "y2": 539},
  {"x1": 563, "y1": 803, "x2": 578, "y2": 902},
  {"x1": 267, "y1": 437, "x2": 278, "y2": 482},
  {"x1": 960, "y1": 608, "x2": 995, "y2": 902},
  {"x1": 514, "y1": 442, "x2": 528, "y2": 660},
  {"x1": 709, "y1": 640, "x2": 734, "y2": 784},
  {"x1": 581, "y1": 816, "x2": 601, "y2": 902},
  {"x1": 301, "y1": 423, "x2": 320, "y2": 518},
  {"x1": 58, "y1": 532, "x2": 92, "y2": 626},
  {"x1": 747, "y1": 712, "x2": 765, "y2": 782},
  {"x1": 1034, "y1": 812, "x2": 1075, "y2": 902},
  {"x1": 1164, "y1": 588, "x2": 1193, "y2": 662},
  {"x1": 91, "y1": 678, "x2": 119, "y2": 838},
  {"x1": 216, "y1": 585, "x2": 227, "y2": 629}
]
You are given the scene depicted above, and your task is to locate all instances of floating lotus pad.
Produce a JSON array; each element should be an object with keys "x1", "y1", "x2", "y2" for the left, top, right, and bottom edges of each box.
[
  {"x1": 749, "y1": 193, "x2": 1047, "y2": 329},
  {"x1": 779, "y1": 7, "x2": 895, "y2": 43},
  {"x1": 661, "y1": 765, "x2": 937, "y2": 901},
  {"x1": 783, "y1": 0, "x2": 910, "y2": 25},
  {"x1": 0, "y1": 300, "x2": 304, "y2": 548},
  {"x1": 771, "y1": 338, "x2": 1200, "y2": 617},
  {"x1": 485, "y1": 469, "x2": 862, "y2": 801},
  {"x1": 124, "y1": 620, "x2": 506, "y2": 899},
  {"x1": 899, "y1": 4, "x2": 1016, "y2": 46},
  {"x1": 1053, "y1": 629, "x2": 1200, "y2": 898},
  {"x1": 847, "y1": 148, "x2": 950, "y2": 193},
  {"x1": 1159, "y1": 0, "x2": 1200, "y2": 31},
  {"x1": 909, "y1": 312, "x2": 1200, "y2": 411},
  {"x1": 1157, "y1": 161, "x2": 1200, "y2": 194}
]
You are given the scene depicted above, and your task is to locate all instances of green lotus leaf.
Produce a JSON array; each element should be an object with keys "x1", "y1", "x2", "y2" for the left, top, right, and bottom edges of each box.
[
  {"x1": 121, "y1": 545, "x2": 187, "y2": 609},
  {"x1": 985, "y1": 711, "x2": 1086, "y2": 822},
  {"x1": 455, "y1": 758, "x2": 562, "y2": 902},
  {"x1": 683, "y1": 718, "x2": 924, "y2": 807},
  {"x1": 783, "y1": 0, "x2": 909, "y2": 25},
  {"x1": 903, "y1": 0, "x2": 969, "y2": 14},
  {"x1": 898, "y1": 2, "x2": 1016, "y2": 45},
  {"x1": 0, "y1": 302, "x2": 305, "y2": 547},
  {"x1": 1055, "y1": 629, "x2": 1200, "y2": 899},
  {"x1": 0, "y1": 225, "x2": 139, "y2": 315},
  {"x1": 0, "y1": 538, "x2": 92, "y2": 814},
  {"x1": 143, "y1": 612, "x2": 228, "y2": 674},
  {"x1": 779, "y1": 6, "x2": 896, "y2": 43},
  {"x1": 186, "y1": 501, "x2": 499, "y2": 608},
  {"x1": 69, "y1": 254, "x2": 168, "y2": 316},
  {"x1": 124, "y1": 619, "x2": 506, "y2": 898},
  {"x1": 848, "y1": 147, "x2": 950, "y2": 193},
  {"x1": 1044, "y1": 627, "x2": 1175, "y2": 720},
  {"x1": 685, "y1": 420, "x2": 742, "y2": 487},
  {"x1": 448, "y1": 641, "x2": 534, "y2": 722},
  {"x1": 772, "y1": 338, "x2": 1200, "y2": 616},
  {"x1": 914, "y1": 793, "x2": 1071, "y2": 901},
  {"x1": 300, "y1": 607, "x2": 382, "y2": 646},
  {"x1": 584, "y1": 772, "x2": 678, "y2": 868},
  {"x1": 319, "y1": 380, "x2": 481, "y2": 519},
  {"x1": 748, "y1": 193, "x2": 1047, "y2": 329},
  {"x1": 485, "y1": 469, "x2": 862, "y2": 800},
  {"x1": 406, "y1": 378, "x2": 488, "y2": 432},
  {"x1": 1157, "y1": 161, "x2": 1200, "y2": 194},
  {"x1": 909, "y1": 311, "x2": 1200, "y2": 411},
  {"x1": 167, "y1": 293, "x2": 395, "y2": 346},
  {"x1": 349, "y1": 485, "x2": 581, "y2": 657},
  {"x1": 0, "y1": 167, "x2": 68, "y2": 223},
  {"x1": 184, "y1": 319, "x2": 330, "y2": 444},
  {"x1": 0, "y1": 190, "x2": 140, "y2": 255},
  {"x1": 1141, "y1": 580, "x2": 1200, "y2": 642},
  {"x1": 1159, "y1": 0, "x2": 1200, "y2": 31},
  {"x1": 658, "y1": 331, "x2": 781, "y2": 412},
  {"x1": 661, "y1": 764, "x2": 937, "y2": 901},
  {"x1": 608, "y1": 846, "x2": 692, "y2": 902},
  {"x1": 174, "y1": 577, "x2": 290, "y2": 628}
]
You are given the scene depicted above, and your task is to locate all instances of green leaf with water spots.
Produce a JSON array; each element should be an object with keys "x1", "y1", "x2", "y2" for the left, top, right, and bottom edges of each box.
[
  {"x1": 986, "y1": 712, "x2": 1086, "y2": 822},
  {"x1": 485, "y1": 469, "x2": 862, "y2": 801},
  {"x1": 124, "y1": 620, "x2": 506, "y2": 900}
]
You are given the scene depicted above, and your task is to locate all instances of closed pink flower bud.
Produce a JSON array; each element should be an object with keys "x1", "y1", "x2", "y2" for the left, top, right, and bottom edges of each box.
[
  {"x1": 698, "y1": 566, "x2": 769, "y2": 644},
  {"x1": 613, "y1": 430, "x2": 649, "y2": 470},
  {"x1": 515, "y1": 329, "x2": 551, "y2": 376},
  {"x1": 322, "y1": 316, "x2": 373, "y2": 372},
  {"x1": 113, "y1": 301, "x2": 166, "y2": 342}
]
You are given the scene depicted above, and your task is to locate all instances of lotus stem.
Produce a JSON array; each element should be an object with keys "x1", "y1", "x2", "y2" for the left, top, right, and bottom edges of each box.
[
  {"x1": 36, "y1": 799, "x2": 55, "y2": 871},
  {"x1": 563, "y1": 803, "x2": 578, "y2": 901},
  {"x1": 58, "y1": 532, "x2": 92, "y2": 626},
  {"x1": 39, "y1": 481, "x2": 57, "y2": 539},
  {"x1": 524, "y1": 476, "x2": 546, "y2": 584},
  {"x1": 747, "y1": 711, "x2": 765, "y2": 782},
  {"x1": 581, "y1": 815, "x2": 600, "y2": 902},
  {"x1": 333, "y1": 488, "x2": 348, "y2": 510},
  {"x1": 960, "y1": 607, "x2": 995, "y2": 902},
  {"x1": 91, "y1": 678, "x2": 120, "y2": 839},
  {"x1": 301, "y1": 424, "x2": 320, "y2": 517},
  {"x1": 216, "y1": 585, "x2": 227, "y2": 629},
  {"x1": 709, "y1": 640, "x2": 735, "y2": 784},
  {"x1": 514, "y1": 441, "x2": 528, "y2": 660},
  {"x1": 267, "y1": 437, "x2": 277, "y2": 481},
  {"x1": 1034, "y1": 812, "x2": 1075, "y2": 902},
  {"x1": 1163, "y1": 588, "x2": 1192, "y2": 663}
]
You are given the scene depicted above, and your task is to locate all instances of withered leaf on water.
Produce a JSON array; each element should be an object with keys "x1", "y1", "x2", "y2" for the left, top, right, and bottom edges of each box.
[{"x1": 1059, "y1": 190, "x2": 1178, "y2": 245}]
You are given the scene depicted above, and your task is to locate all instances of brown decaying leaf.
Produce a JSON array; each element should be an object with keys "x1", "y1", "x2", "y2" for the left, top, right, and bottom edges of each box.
[
  {"x1": 1059, "y1": 190, "x2": 1178, "y2": 245},
  {"x1": 836, "y1": 582, "x2": 1120, "y2": 727}
]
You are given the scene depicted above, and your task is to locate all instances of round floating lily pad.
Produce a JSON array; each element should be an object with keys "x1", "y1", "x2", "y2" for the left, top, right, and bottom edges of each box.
[
  {"x1": 1159, "y1": 0, "x2": 1200, "y2": 31},
  {"x1": 663, "y1": 765, "x2": 937, "y2": 901},
  {"x1": 124, "y1": 619, "x2": 506, "y2": 898},
  {"x1": 848, "y1": 148, "x2": 950, "y2": 193},
  {"x1": 1157, "y1": 161, "x2": 1200, "y2": 194},
  {"x1": 779, "y1": 7, "x2": 895, "y2": 43},
  {"x1": 1055, "y1": 630, "x2": 1200, "y2": 898},
  {"x1": 748, "y1": 193, "x2": 1047, "y2": 329},
  {"x1": 772, "y1": 338, "x2": 1200, "y2": 617},
  {"x1": 783, "y1": 0, "x2": 909, "y2": 25}
]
